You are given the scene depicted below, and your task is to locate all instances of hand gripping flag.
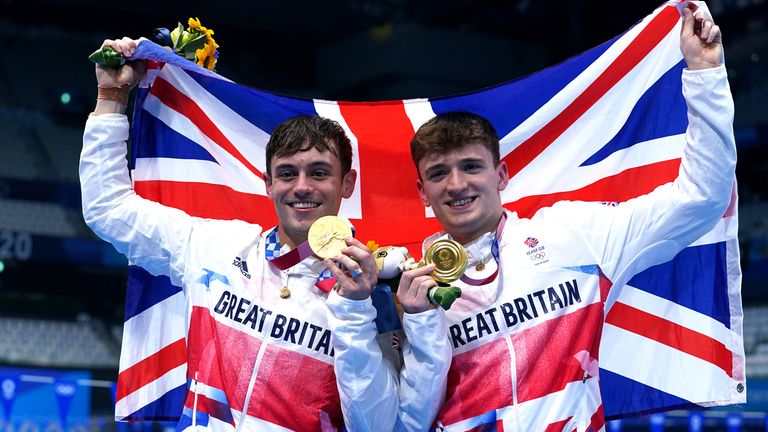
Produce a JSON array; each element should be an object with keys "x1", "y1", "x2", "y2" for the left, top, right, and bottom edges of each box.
[{"x1": 114, "y1": 1, "x2": 745, "y2": 422}]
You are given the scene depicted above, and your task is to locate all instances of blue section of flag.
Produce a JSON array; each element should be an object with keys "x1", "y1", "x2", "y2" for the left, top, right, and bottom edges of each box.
[
  {"x1": 430, "y1": 36, "x2": 617, "y2": 139},
  {"x1": 185, "y1": 69, "x2": 318, "y2": 136},
  {"x1": 204, "y1": 398, "x2": 234, "y2": 425},
  {"x1": 125, "y1": 266, "x2": 183, "y2": 321},
  {"x1": 133, "y1": 114, "x2": 218, "y2": 162},
  {"x1": 628, "y1": 242, "x2": 731, "y2": 328},
  {"x1": 601, "y1": 368, "x2": 691, "y2": 419},
  {"x1": 580, "y1": 60, "x2": 688, "y2": 167},
  {"x1": 186, "y1": 380, "x2": 229, "y2": 406},
  {"x1": 134, "y1": 41, "x2": 221, "y2": 81},
  {"x1": 177, "y1": 408, "x2": 209, "y2": 430},
  {"x1": 464, "y1": 409, "x2": 499, "y2": 431},
  {"x1": 130, "y1": 86, "x2": 151, "y2": 170},
  {"x1": 123, "y1": 383, "x2": 188, "y2": 422}
]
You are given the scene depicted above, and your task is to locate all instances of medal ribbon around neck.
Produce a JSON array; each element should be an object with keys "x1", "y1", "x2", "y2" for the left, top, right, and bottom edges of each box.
[
  {"x1": 459, "y1": 213, "x2": 507, "y2": 286},
  {"x1": 264, "y1": 228, "x2": 337, "y2": 293},
  {"x1": 264, "y1": 218, "x2": 356, "y2": 293}
]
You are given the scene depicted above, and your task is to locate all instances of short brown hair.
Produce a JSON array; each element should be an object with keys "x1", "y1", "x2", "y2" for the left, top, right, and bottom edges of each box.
[
  {"x1": 410, "y1": 111, "x2": 500, "y2": 169},
  {"x1": 266, "y1": 115, "x2": 353, "y2": 176}
]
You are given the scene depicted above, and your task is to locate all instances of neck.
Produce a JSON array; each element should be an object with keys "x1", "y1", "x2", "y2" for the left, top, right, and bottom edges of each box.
[
  {"x1": 277, "y1": 227, "x2": 306, "y2": 249},
  {"x1": 450, "y1": 212, "x2": 504, "y2": 246}
]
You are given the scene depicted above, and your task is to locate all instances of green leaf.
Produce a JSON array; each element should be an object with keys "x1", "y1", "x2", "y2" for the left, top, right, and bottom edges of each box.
[
  {"x1": 88, "y1": 46, "x2": 125, "y2": 67},
  {"x1": 170, "y1": 22, "x2": 184, "y2": 48},
  {"x1": 182, "y1": 48, "x2": 197, "y2": 61},
  {"x1": 182, "y1": 33, "x2": 207, "y2": 52}
]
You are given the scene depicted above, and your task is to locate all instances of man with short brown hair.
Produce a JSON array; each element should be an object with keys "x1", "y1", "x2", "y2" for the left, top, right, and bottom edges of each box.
[
  {"x1": 397, "y1": 6, "x2": 735, "y2": 431},
  {"x1": 82, "y1": 37, "x2": 415, "y2": 431}
]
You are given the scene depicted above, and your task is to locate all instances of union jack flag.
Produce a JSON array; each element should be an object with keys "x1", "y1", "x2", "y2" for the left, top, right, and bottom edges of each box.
[{"x1": 113, "y1": 1, "x2": 745, "y2": 422}]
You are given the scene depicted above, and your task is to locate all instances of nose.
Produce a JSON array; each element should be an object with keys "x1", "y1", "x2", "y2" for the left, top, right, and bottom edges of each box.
[
  {"x1": 446, "y1": 169, "x2": 467, "y2": 193},
  {"x1": 294, "y1": 173, "x2": 313, "y2": 196}
]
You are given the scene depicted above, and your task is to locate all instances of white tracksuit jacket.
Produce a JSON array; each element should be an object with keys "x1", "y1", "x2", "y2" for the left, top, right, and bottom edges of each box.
[
  {"x1": 81, "y1": 116, "x2": 451, "y2": 431},
  {"x1": 415, "y1": 66, "x2": 737, "y2": 431}
]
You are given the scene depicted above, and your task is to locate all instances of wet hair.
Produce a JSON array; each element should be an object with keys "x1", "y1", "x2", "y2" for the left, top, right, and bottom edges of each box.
[
  {"x1": 266, "y1": 115, "x2": 353, "y2": 176},
  {"x1": 410, "y1": 111, "x2": 500, "y2": 169}
]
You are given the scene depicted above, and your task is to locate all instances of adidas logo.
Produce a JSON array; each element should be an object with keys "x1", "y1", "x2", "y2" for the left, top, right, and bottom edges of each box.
[{"x1": 232, "y1": 257, "x2": 252, "y2": 279}]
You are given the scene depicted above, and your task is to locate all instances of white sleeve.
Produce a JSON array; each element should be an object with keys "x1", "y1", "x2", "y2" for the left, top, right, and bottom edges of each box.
[
  {"x1": 395, "y1": 308, "x2": 452, "y2": 432},
  {"x1": 547, "y1": 65, "x2": 736, "y2": 289},
  {"x1": 325, "y1": 290, "x2": 399, "y2": 432},
  {"x1": 80, "y1": 114, "x2": 196, "y2": 286}
]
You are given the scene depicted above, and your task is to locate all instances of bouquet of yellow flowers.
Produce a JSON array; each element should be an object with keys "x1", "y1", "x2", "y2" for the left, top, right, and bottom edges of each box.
[{"x1": 89, "y1": 17, "x2": 219, "y2": 71}]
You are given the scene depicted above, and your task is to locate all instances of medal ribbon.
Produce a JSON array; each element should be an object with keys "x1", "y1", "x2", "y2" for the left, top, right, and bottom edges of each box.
[
  {"x1": 459, "y1": 213, "x2": 507, "y2": 286},
  {"x1": 264, "y1": 227, "x2": 336, "y2": 293}
]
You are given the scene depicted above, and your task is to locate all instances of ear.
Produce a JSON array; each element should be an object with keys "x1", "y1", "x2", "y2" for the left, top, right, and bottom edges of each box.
[
  {"x1": 496, "y1": 161, "x2": 510, "y2": 191},
  {"x1": 341, "y1": 169, "x2": 357, "y2": 199},
  {"x1": 416, "y1": 177, "x2": 431, "y2": 207},
  {"x1": 265, "y1": 173, "x2": 274, "y2": 199}
]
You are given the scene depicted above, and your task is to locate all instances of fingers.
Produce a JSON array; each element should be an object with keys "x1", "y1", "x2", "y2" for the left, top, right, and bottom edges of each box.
[
  {"x1": 397, "y1": 264, "x2": 434, "y2": 295},
  {"x1": 102, "y1": 37, "x2": 138, "y2": 58},
  {"x1": 332, "y1": 253, "x2": 367, "y2": 281},
  {"x1": 693, "y1": 14, "x2": 722, "y2": 45},
  {"x1": 323, "y1": 240, "x2": 378, "y2": 301},
  {"x1": 683, "y1": 5, "x2": 721, "y2": 44},
  {"x1": 412, "y1": 277, "x2": 437, "y2": 302},
  {"x1": 335, "y1": 238, "x2": 378, "y2": 283},
  {"x1": 343, "y1": 236, "x2": 369, "y2": 251},
  {"x1": 681, "y1": 7, "x2": 695, "y2": 39},
  {"x1": 706, "y1": 24, "x2": 721, "y2": 44},
  {"x1": 341, "y1": 238, "x2": 377, "y2": 273},
  {"x1": 396, "y1": 268, "x2": 438, "y2": 313},
  {"x1": 324, "y1": 258, "x2": 371, "y2": 300},
  {"x1": 402, "y1": 263, "x2": 436, "y2": 281},
  {"x1": 397, "y1": 264, "x2": 435, "y2": 297},
  {"x1": 700, "y1": 18, "x2": 713, "y2": 41},
  {"x1": 324, "y1": 258, "x2": 347, "y2": 281}
]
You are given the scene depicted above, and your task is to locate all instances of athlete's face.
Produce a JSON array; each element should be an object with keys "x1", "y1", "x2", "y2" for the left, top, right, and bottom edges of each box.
[
  {"x1": 266, "y1": 147, "x2": 356, "y2": 248},
  {"x1": 417, "y1": 143, "x2": 509, "y2": 245}
]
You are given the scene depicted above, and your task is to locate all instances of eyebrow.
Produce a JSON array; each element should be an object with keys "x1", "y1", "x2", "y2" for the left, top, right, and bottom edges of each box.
[
  {"x1": 273, "y1": 160, "x2": 334, "y2": 171},
  {"x1": 458, "y1": 157, "x2": 486, "y2": 164},
  {"x1": 424, "y1": 157, "x2": 485, "y2": 173}
]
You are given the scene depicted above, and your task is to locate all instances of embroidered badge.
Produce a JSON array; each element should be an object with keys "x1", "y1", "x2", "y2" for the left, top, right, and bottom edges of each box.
[
  {"x1": 524, "y1": 237, "x2": 539, "y2": 248},
  {"x1": 524, "y1": 237, "x2": 548, "y2": 265}
]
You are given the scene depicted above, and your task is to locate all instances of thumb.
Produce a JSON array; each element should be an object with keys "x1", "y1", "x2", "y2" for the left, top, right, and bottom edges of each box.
[{"x1": 681, "y1": 6, "x2": 695, "y2": 39}]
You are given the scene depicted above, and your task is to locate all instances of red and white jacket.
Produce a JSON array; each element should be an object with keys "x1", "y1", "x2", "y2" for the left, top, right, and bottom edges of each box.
[
  {"x1": 81, "y1": 114, "x2": 451, "y2": 431},
  {"x1": 419, "y1": 67, "x2": 736, "y2": 431}
]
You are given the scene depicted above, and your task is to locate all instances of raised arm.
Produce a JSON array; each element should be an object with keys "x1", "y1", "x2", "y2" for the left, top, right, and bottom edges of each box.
[
  {"x1": 93, "y1": 38, "x2": 145, "y2": 116},
  {"x1": 81, "y1": 38, "x2": 196, "y2": 285},
  {"x1": 680, "y1": 4, "x2": 722, "y2": 71},
  {"x1": 548, "y1": 7, "x2": 735, "y2": 290}
]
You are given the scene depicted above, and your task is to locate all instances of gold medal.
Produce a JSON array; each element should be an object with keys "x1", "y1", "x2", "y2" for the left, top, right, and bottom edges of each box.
[
  {"x1": 475, "y1": 262, "x2": 486, "y2": 271},
  {"x1": 423, "y1": 239, "x2": 468, "y2": 283},
  {"x1": 279, "y1": 287, "x2": 291, "y2": 299},
  {"x1": 308, "y1": 216, "x2": 353, "y2": 259}
]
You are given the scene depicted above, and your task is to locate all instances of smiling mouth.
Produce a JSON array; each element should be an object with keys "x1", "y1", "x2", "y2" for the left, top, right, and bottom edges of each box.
[
  {"x1": 290, "y1": 202, "x2": 320, "y2": 209},
  {"x1": 447, "y1": 197, "x2": 476, "y2": 207}
]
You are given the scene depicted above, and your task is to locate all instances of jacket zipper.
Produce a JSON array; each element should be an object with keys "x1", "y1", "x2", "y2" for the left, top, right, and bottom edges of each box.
[
  {"x1": 504, "y1": 335, "x2": 520, "y2": 432},
  {"x1": 235, "y1": 311, "x2": 276, "y2": 431}
]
